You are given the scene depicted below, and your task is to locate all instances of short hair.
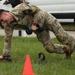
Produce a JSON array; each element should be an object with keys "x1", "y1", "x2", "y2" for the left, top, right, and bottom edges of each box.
[
  {"x1": 0, "y1": 9, "x2": 5, "y2": 15},
  {"x1": 0, "y1": 9, "x2": 9, "y2": 16}
]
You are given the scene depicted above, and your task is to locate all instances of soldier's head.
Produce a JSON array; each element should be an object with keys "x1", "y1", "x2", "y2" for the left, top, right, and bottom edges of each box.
[{"x1": 0, "y1": 9, "x2": 15, "y2": 25}]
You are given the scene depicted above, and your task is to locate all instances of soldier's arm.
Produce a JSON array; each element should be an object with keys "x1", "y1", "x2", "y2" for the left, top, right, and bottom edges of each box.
[
  {"x1": 9, "y1": 3, "x2": 31, "y2": 21},
  {"x1": 3, "y1": 25, "x2": 13, "y2": 56},
  {"x1": 9, "y1": 3, "x2": 39, "y2": 21}
]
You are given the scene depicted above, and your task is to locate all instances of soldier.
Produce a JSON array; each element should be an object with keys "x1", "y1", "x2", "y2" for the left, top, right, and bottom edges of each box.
[
  {"x1": 0, "y1": 3, "x2": 75, "y2": 61},
  {"x1": 0, "y1": 0, "x2": 27, "y2": 30}
]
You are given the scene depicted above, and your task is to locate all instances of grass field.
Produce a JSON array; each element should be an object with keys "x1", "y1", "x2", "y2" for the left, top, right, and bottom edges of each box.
[
  {"x1": 0, "y1": 36, "x2": 75, "y2": 75},
  {"x1": 62, "y1": 25, "x2": 75, "y2": 31}
]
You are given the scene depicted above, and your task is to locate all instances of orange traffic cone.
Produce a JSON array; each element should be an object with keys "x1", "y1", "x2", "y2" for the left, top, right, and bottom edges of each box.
[{"x1": 22, "y1": 55, "x2": 35, "y2": 75}]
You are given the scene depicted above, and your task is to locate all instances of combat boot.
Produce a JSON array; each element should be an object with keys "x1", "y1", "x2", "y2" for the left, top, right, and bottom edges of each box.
[
  {"x1": 64, "y1": 46, "x2": 73, "y2": 59},
  {"x1": 0, "y1": 55, "x2": 12, "y2": 61}
]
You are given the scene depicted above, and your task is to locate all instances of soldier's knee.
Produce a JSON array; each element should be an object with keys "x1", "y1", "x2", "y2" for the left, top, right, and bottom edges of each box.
[{"x1": 44, "y1": 45, "x2": 54, "y2": 53}]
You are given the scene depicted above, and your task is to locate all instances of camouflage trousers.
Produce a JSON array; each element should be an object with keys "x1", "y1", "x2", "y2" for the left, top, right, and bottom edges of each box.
[{"x1": 35, "y1": 12, "x2": 75, "y2": 58}]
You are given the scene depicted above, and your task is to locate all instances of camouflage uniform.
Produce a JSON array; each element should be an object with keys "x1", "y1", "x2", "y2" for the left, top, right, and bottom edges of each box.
[{"x1": 3, "y1": 3, "x2": 75, "y2": 58}]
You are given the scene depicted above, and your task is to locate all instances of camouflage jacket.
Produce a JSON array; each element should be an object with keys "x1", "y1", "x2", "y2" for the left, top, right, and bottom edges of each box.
[{"x1": 3, "y1": 3, "x2": 41, "y2": 55}]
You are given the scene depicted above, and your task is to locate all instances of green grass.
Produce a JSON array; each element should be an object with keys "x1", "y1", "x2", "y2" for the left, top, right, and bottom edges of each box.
[
  {"x1": 62, "y1": 24, "x2": 75, "y2": 31},
  {"x1": 0, "y1": 36, "x2": 75, "y2": 75}
]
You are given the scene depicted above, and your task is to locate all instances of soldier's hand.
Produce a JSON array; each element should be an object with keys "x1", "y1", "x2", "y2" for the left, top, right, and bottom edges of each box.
[{"x1": 31, "y1": 24, "x2": 38, "y2": 31}]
